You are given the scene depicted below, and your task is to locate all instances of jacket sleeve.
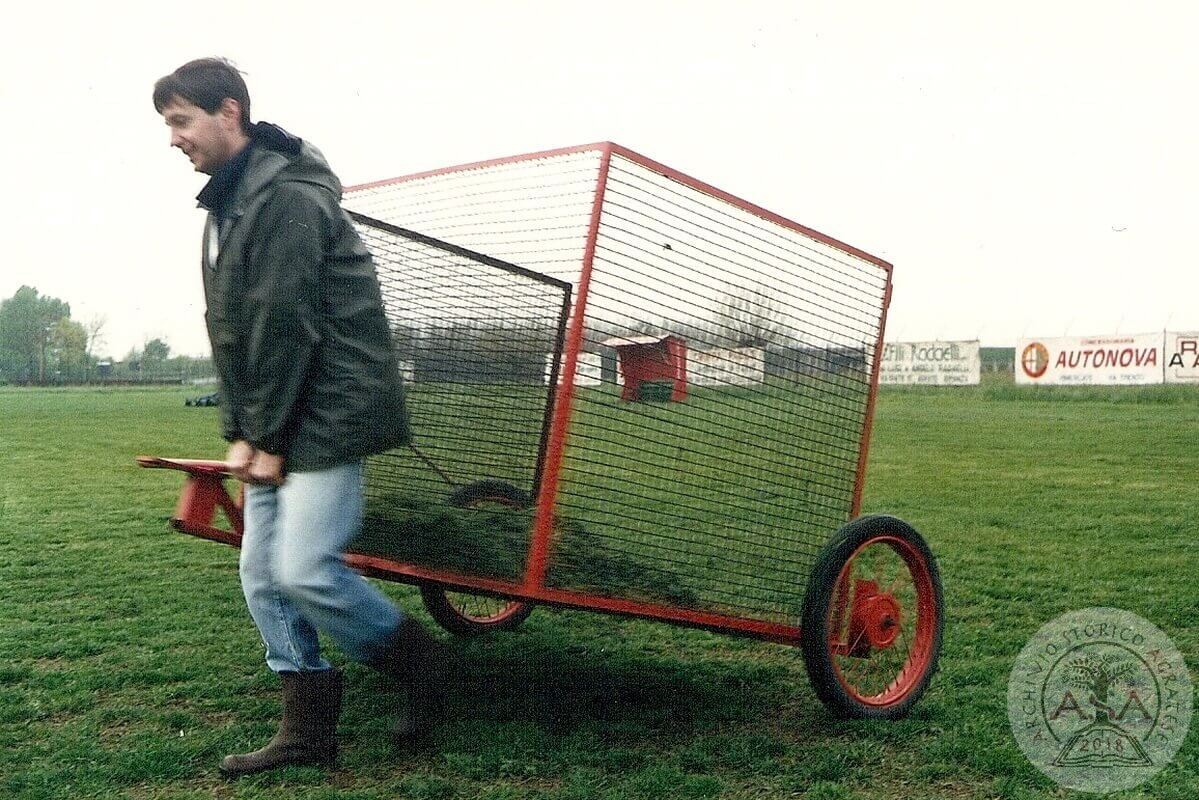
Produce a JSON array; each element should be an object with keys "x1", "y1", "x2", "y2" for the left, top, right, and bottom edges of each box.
[
  {"x1": 217, "y1": 379, "x2": 243, "y2": 442},
  {"x1": 238, "y1": 182, "x2": 328, "y2": 456}
]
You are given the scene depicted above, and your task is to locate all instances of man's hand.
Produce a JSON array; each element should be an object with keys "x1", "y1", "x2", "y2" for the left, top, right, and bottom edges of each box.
[
  {"x1": 248, "y1": 451, "x2": 286, "y2": 486},
  {"x1": 226, "y1": 440, "x2": 255, "y2": 482}
]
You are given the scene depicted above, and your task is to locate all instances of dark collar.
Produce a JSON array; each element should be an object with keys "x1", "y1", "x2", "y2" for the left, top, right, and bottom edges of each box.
[
  {"x1": 195, "y1": 123, "x2": 303, "y2": 216},
  {"x1": 196, "y1": 138, "x2": 255, "y2": 217}
]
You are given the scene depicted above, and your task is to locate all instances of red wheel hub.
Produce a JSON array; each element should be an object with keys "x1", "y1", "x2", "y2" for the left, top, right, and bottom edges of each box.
[
  {"x1": 847, "y1": 579, "x2": 903, "y2": 655},
  {"x1": 859, "y1": 592, "x2": 901, "y2": 648}
]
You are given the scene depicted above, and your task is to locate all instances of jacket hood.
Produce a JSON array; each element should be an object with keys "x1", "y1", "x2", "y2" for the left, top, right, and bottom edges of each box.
[{"x1": 234, "y1": 122, "x2": 342, "y2": 211}]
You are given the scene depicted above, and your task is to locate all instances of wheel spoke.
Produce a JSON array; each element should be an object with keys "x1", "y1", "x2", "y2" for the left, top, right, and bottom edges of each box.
[{"x1": 881, "y1": 626, "x2": 910, "y2": 696}]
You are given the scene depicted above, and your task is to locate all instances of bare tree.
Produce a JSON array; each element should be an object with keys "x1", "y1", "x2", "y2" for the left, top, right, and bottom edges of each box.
[
  {"x1": 84, "y1": 315, "x2": 107, "y2": 359},
  {"x1": 716, "y1": 283, "x2": 785, "y2": 348}
]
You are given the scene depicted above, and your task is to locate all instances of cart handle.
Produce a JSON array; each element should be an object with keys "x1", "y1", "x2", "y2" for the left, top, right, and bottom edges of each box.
[
  {"x1": 136, "y1": 456, "x2": 236, "y2": 476},
  {"x1": 136, "y1": 455, "x2": 244, "y2": 545}
]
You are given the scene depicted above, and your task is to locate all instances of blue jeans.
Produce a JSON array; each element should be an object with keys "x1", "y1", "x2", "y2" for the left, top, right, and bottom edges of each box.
[{"x1": 240, "y1": 460, "x2": 403, "y2": 673}]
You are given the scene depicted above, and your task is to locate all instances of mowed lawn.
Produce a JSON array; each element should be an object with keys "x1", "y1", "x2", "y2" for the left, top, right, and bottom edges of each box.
[{"x1": 0, "y1": 383, "x2": 1196, "y2": 800}]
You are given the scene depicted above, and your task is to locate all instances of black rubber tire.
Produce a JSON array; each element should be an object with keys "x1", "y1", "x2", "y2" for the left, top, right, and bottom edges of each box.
[
  {"x1": 419, "y1": 480, "x2": 536, "y2": 637},
  {"x1": 800, "y1": 515, "x2": 944, "y2": 720}
]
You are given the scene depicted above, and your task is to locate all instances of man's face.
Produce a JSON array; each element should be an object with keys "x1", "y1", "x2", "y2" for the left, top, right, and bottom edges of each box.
[{"x1": 161, "y1": 97, "x2": 242, "y2": 175}]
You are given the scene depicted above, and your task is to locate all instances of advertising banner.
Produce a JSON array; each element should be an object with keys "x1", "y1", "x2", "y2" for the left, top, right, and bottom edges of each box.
[
  {"x1": 1165, "y1": 332, "x2": 1199, "y2": 384},
  {"x1": 688, "y1": 347, "x2": 765, "y2": 387},
  {"x1": 1016, "y1": 333, "x2": 1163, "y2": 385},
  {"x1": 879, "y1": 341, "x2": 980, "y2": 385},
  {"x1": 545, "y1": 351, "x2": 602, "y2": 386}
]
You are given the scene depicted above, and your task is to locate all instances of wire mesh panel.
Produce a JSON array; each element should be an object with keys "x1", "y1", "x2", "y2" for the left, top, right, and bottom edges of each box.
[
  {"x1": 547, "y1": 154, "x2": 888, "y2": 622},
  {"x1": 348, "y1": 213, "x2": 572, "y2": 581},
  {"x1": 345, "y1": 144, "x2": 890, "y2": 626},
  {"x1": 346, "y1": 149, "x2": 603, "y2": 284}
]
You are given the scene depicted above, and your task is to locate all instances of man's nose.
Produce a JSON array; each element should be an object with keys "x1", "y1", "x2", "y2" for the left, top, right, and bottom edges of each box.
[{"x1": 170, "y1": 130, "x2": 184, "y2": 148}]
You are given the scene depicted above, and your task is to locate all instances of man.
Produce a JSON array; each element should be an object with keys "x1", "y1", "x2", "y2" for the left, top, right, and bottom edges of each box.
[{"x1": 153, "y1": 57, "x2": 442, "y2": 776}]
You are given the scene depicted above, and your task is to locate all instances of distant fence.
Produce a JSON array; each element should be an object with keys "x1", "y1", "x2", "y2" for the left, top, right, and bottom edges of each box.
[{"x1": 0, "y1": 375, "x2": 216, "y2": 388}]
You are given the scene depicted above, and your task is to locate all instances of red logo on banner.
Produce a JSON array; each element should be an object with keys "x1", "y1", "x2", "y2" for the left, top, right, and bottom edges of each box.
[{"x1": 1021, "y1": 343, "x2": 1049, "y2": 379}]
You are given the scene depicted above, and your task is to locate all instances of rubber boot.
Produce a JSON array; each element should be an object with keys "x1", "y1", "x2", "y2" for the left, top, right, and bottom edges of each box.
[
  {"x1": 219, "y1": 669, "x2": 342, "y2": 777},
  {"x1": 369, "y1": 617, "x2": 447, "y2": 743}
]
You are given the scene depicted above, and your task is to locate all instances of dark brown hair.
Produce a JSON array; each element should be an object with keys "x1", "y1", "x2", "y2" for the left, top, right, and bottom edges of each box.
[{"x1": 153, "y1": 57, "x2": 252, "y2": 132}]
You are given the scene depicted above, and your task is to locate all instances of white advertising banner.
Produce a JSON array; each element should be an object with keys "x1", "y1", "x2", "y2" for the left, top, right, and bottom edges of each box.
[
  {"x1": 545, "y1": 351, "x2": 602, "y2": 386},
  {"x1": 1165, "y1": 332, "x2": 1199, "y2": 384},
  {"x1": 688, "y1": 347, "x2": 765, "y2": 387},
  {"x1": 879, "y1": 341, "x2": 980, "y2": 385},
  {"x1": 1016, "y1": 333, "x2": 1163, "y2": 385}
]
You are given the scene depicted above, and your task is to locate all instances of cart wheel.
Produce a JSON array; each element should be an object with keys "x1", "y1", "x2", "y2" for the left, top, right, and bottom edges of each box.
[
  {"x1": 419, "y1": 480, "x2": 536, "y2": 637},
  {"x1": 800, "y1": 515, "x2": 943, "y2": 720}
]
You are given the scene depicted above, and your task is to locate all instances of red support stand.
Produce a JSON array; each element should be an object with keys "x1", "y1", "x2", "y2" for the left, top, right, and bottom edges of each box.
[{"x1": 137, "y1": 457, "x2": 243, "y2": 547}]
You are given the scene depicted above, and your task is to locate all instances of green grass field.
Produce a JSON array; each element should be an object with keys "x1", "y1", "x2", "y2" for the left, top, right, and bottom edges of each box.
[{"x1": 1, "y1": 381, "x2": 1196, "y2": 799}]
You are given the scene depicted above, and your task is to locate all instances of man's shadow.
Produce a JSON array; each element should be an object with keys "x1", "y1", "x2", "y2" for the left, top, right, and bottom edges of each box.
[{"x1": 350, "y1": 614, "x2": 795, "y2": 737}]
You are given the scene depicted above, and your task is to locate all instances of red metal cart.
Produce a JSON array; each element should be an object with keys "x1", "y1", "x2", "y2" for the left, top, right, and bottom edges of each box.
[{"x1": 142, "y1": 142, "x2": 943, "y2": 720}]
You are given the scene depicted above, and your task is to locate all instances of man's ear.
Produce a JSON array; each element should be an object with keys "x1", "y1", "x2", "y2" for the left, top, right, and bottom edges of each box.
[{"x1": 218, "y1": 97, "x2": 242, "y2": 129}]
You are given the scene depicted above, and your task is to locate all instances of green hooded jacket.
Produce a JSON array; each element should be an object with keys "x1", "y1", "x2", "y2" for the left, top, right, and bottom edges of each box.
[{"x1": 200, "y1": 126, "x2": 410, "y2": 472}]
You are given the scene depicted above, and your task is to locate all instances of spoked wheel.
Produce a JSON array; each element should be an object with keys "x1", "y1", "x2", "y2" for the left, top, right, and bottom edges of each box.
[
  {"x1": 801, "y1": 515, "x2": 943, "y2": 719},
  {"x1": 419, "y1": 480, "x2": 536, "y2": 637}
]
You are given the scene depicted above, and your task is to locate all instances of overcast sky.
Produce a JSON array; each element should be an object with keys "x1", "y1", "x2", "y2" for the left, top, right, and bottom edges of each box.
[{"x1": 3, "y1": 1, "x2": 1196, "y2": 357}]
